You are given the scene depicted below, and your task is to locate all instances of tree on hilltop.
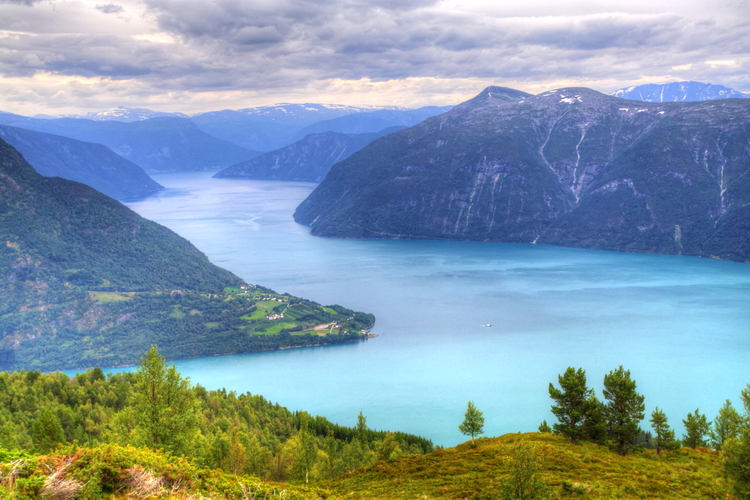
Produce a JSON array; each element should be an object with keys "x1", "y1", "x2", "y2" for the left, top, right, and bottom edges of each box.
[
  {"x1": 459, "y1": 401, "x2": 485, "y2": 446},
  {"x1": 682, "y1": 409, "x2": 710, "y2": 449},
  {"x1": 602, "y1": 366, "x2": 645, "y2": 455},
  {"x1": 548, "y1": 367, "x2": 593, "y2": 442},
  {"x1": 710, "y1": 400, "x2": 743, "y2": 450},
  {"x1": 649, "y1": 407, "x2": 676, "y2": 455}
]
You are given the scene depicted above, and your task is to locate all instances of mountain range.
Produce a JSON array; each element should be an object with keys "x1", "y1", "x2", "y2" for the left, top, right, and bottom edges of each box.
[
  {"x1": 611, "y1": 81, "x2": 749, "y2": 102},
  {"x1": 0, "y1": 113, "x2": 260, "y2": 172},
  {"x1": 295, "y1": 86, "x2": 750, "y2": 263},
  {"x1": 0, "y1": 125, "x2": 163, "y2": 200},
  {"x1": 214, "y1": 127, "x2": 406, "y2": 182}
]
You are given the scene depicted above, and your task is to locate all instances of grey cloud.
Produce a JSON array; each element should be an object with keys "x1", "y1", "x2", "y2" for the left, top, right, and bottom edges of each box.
[
  {"x1": 0, "y1": 0, "x2": 48, "y2": 5},
  {"x1": 95, "y1": 3, "x2": 124, "y2": 14},
  {"x1": 1, "y1": 0, "x2": 749, "y2": 108}
]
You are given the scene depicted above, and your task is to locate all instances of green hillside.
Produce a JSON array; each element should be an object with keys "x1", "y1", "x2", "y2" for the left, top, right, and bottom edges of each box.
[
  {"x1": 323, "y1": 433, "x2": 729, "y2": 499},
  {"x1": 0, "y1": 138, "x2": 373, "y2": 371}
]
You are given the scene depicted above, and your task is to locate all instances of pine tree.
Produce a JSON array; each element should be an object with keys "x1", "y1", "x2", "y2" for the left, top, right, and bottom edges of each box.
[
  {"x1": 31, "y1": 407, "x2": 65, "y2": 453},
  {"x1": 649, "y1": 407, "x2": 676, "y2": 455},
  {"x1": 709, "y1": 400, "x2": 743, "y2": 450},
  {"x1": 548, "y1": 367, "x2": 592, "y2": 442},
  {"x1": 538, "y1": 420, "x2": 551, "y2": 433},
  {"x1": 602, "y1": 366, "x2": 645, "y2": 455},
  {"x1": 458, "y1": 401, "x2": 485, "y2": 446},
  {"x1": 723, "y1": 383, "x2": 750, "y2": 499},
  {"x1": 682, "y1": 409, "x2": 711, "y2": 449},
  {"x1": 132, "y1": 345, "x2": 197, "y2": 455}
]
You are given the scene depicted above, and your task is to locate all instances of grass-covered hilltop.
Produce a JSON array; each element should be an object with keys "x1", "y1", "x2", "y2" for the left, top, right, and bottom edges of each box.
[
  {"x1": 295, "y1": 86, "x2": 750, "y2": 263},
  {"x1": 0, "y1": 138, "x2": 374, "y2": 371},
  {"x1": 1, "y1": 354, "x2": 749, "y2": 499}
]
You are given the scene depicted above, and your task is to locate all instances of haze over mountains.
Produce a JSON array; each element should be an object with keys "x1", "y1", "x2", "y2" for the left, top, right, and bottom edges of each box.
[
  {"x1": 214, "y1": 127, "x2": 406, "y2": 182},
  {"x1": 611, "y1": 81, "x2": 749, "y2": 102},
  {"x1": 0, "y1": 125, "x2": 163, "y2": 200},
  {"x1": 295, "y1": 86, "x2": 750, "y2": 263},
  {"x1": 0, "y1": 113, "x2": 260, "y2": 173}
]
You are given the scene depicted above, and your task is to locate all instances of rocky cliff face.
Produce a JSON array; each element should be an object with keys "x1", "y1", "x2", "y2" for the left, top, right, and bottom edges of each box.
[
  {"x1": 294, "y1": 86, "x2": 750, "y2": 262},
  {"x1": 213, "y1": 127, "x2": 405, "y2": 182}
]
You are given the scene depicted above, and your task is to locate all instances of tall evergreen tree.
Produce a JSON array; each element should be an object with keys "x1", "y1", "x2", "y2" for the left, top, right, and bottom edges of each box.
[
  {"x1": 548, "y1": 367, "x2": 592, "y2": 442},
  {"x1": 31, "y1": 407, "x2": 65, "y2": 453},
  {"x1": 649, "y1": 407, "x2": 676, "y2": 455},
  {"x1": 682, "y1": 409, "x2": 711, "y2": 449},
  {"x1": 723, "y1": 383, "x2": 750, "y2": 499},
  {"x1": 602, "y1": 366, "x2": 645, "y2": 455},
  {"x1": 709, "y1": 400, "x2": 743, "y2": 450},
  {"x1": 458, "y1": 401, "x2": 485, "y2": 446},
  {"x1": 132, "y1": 345, "x2": 197, "y2": 454}
]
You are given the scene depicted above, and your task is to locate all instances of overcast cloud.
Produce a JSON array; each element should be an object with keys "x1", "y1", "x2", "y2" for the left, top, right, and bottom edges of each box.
[{"x1": 0, "y1": 0, "x2": 748, "y2": 114}]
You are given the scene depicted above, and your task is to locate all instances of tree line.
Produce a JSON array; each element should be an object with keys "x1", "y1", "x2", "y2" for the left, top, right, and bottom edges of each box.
[
  {"x1": 458, "y1": 365, "x2": 750, "y2": 498},
  {"x1": 0, "y1": 346, "x2": 432, "y2": 484}
]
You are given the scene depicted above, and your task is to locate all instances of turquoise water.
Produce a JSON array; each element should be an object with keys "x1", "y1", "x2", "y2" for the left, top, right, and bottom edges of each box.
[{"x1": 120, "y1": 171, "x2": 750, "y2": 446}]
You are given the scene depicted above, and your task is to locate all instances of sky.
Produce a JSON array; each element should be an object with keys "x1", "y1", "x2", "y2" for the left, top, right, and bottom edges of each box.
[{"x1": 0, "y1": 0, "x2": 748, "y2": 115}]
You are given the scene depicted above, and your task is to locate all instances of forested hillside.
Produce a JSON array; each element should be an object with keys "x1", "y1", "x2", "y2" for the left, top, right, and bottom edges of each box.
[
  {"x1": 0, "y1": 138, "x2": 374, "y2": 371},
  {"x1": 0, "y1": 349, "x2": 432, "y2": 486}
]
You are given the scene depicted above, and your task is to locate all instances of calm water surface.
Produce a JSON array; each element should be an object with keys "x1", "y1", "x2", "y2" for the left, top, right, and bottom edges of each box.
[{"x1": 120, "y1": 171, "x2": 750, "y2": 446}]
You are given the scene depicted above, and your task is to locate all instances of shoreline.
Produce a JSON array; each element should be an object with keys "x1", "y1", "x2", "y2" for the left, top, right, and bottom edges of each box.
[{"x1": 52, "y1": 331, "x2": 378, "y2": 374}]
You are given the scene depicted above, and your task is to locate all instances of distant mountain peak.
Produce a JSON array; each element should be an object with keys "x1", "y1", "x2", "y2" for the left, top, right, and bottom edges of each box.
[
  {"x1": 610, "y1": 81, "x2": 749, "y2": 102},
  {"x1": 61, "y1": 106, "x2": 188, "y2": 122}
]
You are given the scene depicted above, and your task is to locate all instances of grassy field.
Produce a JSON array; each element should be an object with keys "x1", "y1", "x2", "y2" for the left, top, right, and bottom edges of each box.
[
  {"x1": 87, "y1": 291, "x2": 135, "y2": 303},
  {"x1": 321, "y1": 433, "x2": 729, "y2": 499}
]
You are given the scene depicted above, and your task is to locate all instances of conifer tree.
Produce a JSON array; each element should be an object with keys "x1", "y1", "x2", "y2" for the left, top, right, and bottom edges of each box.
[
  {"x1": 709, "y1": 400, "x2": 743, "y2": 450},
  {"x1": 538, "y1": 420, "x2": 551, "y2": 433},
  {"x1": 682, "y1": 409, "x2": 711, "y2": 449},
  {"x1": 602, "y1": 366, "x2": 645, "y2": 455},
  {"x1": 132, "y1": 345, "x2": 197, "y2": 455},
  {"x1": 649, "y1": 407, "x2": 676, "y2": 455},
  {"x1": 548, "y1": 367, "x2": 592, "y2": 442},
  {"x1": 723, "y1": 383, "x2": 750, "y2": 499},
  {"x1": 458, "y1": 401, "x2": 485, "y2": 446},
  {"x1": 31, "y1": 407, "x2": 65, "y2": 453}
]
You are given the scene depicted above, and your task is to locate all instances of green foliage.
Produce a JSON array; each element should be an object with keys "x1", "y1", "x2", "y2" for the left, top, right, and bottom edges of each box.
[
  {"x1": 499, "y1": 444, "x2": 553, "y2": 500},
  {"x1": 649, "y1": 407, "x2": 676, "y2": 455},
  {"x1": 458, "y1": 401, "x2": 485, "y2": 445},
  {"x1": 602, "y1": 366, "x2": 645, "y2": 455},
  {"x1": 30, "y1": 408, "x2": 64, "y2": 453},
  {"x1": 537, "y1": 420, "x2": 551, "y2": 433},
  {"x1": 723, "y1": 383, "x2": 750, "y2": 499},
  {"x1": 0, "y1": 357, "x2": 432, "y2": 485},
  {"x1": 132, "y1": 346, "x2": 197, "y2": 454},
  {"x1": 548, "y1": 367, "x2": 592, "y2": 442},
  {"x1": 711, "y1": 400, "x2": 743, "y2": 450},
  {"x1": 682, "y1": 409, "x2": 711, "y2": 449}
]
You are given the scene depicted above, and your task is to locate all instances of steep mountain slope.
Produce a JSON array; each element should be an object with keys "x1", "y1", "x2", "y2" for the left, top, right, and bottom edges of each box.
[
  {"x1": 291, "y1": 106, "x2": 453, "y2": 141},
  {"x1": 0, "y1": 125, "x2": 163, "y2": 200},
  {"x1": 191, "y1": 103, "x2": 398, "y2": 151},
  {"x1": 294, "y1": 86, "x2": 750, "y2": 262},
  {"x1": 0, "y1": 139, "x2": 373, "y2": 370},
  {"x1": 611, "y1": 81, "x2": 749, "y2": 102},
  {"x1": 0, "y1": 113, "x2": 260, "y2": 172},
  {"x1": 213, "y1": 127, "x2": 405, "y2": 182}
]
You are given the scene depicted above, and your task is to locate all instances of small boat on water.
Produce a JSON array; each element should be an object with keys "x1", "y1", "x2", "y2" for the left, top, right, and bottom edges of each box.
[{"x1": 483, "y1": 324, "x2": 492, "y2": 327}]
